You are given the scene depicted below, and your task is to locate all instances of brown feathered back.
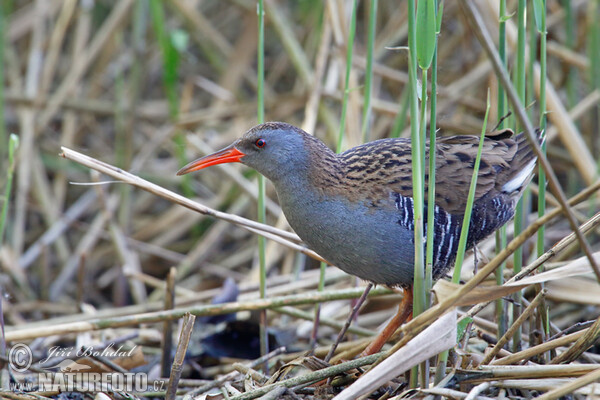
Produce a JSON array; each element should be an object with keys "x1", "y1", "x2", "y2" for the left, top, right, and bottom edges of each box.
[{"x1": 307, "y1": 128, "x2": 541, "y2": 215}]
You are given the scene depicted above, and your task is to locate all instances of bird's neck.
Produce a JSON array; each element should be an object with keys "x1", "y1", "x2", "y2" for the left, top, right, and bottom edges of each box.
[
  {"x1": 305, "y1": 144, "x2": 345, "y2": 194},
  {"x1": 267, "y1": 135, "x2": 341, "y2": 189},
  {"x1": 268, "y1": 137, "x2": 344, "y2": 206}
]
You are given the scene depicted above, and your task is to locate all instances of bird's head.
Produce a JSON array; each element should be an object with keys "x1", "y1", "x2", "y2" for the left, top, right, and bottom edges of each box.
[{"x1": 177, "y1": 122, "x2": 317, "y2": 182}]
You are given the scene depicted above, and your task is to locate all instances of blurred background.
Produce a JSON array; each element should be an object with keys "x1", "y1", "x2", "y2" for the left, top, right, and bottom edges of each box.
[{"x1": 0, "y1": 0, "x2": 599, "y2": 386}]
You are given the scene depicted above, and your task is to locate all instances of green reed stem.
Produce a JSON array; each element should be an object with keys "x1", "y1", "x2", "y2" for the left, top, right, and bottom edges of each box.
[
  {"x1": 149, "y1": 0, "x2": 178, "y2": 118},
  {"x1": 511, "y1": 0, "x2": 527, "y2": 353},
  {"x1": 0, "y1": 1, "x2": 6, "y2": 160},
  {"x1": 494, "y1": 0, "x2": 508, "y2": 341},
  {"x1": 361, "y1": 0, "x2": 377, "y2": 143},
  {"x1": 408, "y1": 0, "x2": 424, "y2": 387},
  {"x1": 422, "y1": 0, "x2": 442, "y2": 313},
  {"x1": 451, "y1": 92, "x2": 492, "y2": 283},
  {"x1": 527, "y1": 5, "x2": 536, "y2": 121},
  {"x1": 535, "y1": 0, "x2": 547, "y2": 258},
  {"x1": 256, "y1": 0, "x2": 269, "y2": 361},
  {"x1": 425, "y1": 38, "x2": 439, "y2": 303},
  {"x1": 562, "y1": 0, "x2": 577, "y2": 109},
  {"x1": 0, "y1": 135, "x2": 19, "y2": 246},
  {"x1": 420, "y1": 68, "x2": 432, "y2": 297},
  {"x1": 534, "y1": 0, "x2": 549, "y2": 360},
  {"x1": 417, "y1": 67, "x2": 430, "y2": 389},
  {"x1": 515, "y1": 0, "x2": 527, "y2": 110},
  {"x1": 514, "y1": 0, "x2": 526, "y2": 108},
  {"x1": 417, "y1": 0, "x2": 439, "y2": 384},
  {"x1": 150, "y1": 0, "x2": 192, "y2": 197},
  {"x1": 429, "y1": 42, "x2": 446, "y2": 390},
  {"x1": 407, "y1": 0, "x2": 424, "y2": 324}
]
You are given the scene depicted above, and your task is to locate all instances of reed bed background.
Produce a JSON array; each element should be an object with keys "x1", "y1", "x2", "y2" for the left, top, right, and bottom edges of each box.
[{"x1": 0, "y1": 0, "x2": 599, "y2": 399}]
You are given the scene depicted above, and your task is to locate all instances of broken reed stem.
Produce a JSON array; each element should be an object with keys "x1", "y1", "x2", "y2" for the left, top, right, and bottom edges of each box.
[
  {"x1": 161, "y1": 267, "x2": 176, "y2": 378},
  {"x1": 491, "y1": 328, "x2": 587, "y2": 366},
  {"x1": 482, "y1": 288, "x2": 547, "y2": 364},
  {"x1": 550, "y1": 315, "x2": 600, "y2": 364},
  {"x1": 166, "y1": 313, "x2": 196, "y2": 400},
  {"x1": 466, "y1": 364, "x2": 600, "y2": 381}
]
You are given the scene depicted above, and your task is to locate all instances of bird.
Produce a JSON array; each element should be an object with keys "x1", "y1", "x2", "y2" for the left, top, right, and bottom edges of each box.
[{"x1": 177, "y1": 122, "x2": 542, "y2": 355}]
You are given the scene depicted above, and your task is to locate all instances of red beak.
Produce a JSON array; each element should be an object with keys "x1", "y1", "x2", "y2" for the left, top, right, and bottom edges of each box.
[{"x1": 177, "y1": 144, "x2": 246, "y2": 176}]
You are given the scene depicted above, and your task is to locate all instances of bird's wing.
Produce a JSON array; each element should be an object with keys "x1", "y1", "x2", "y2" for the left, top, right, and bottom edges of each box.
[
  {"x1": 432, "y1": 131, "x2": 518, "y2": 214},
  {"x1": 343, "y1": 130, "x2": 521, "y2": 214},
  {"x1": 337, "y1": 129, "x2": 535, "y2": 214}
]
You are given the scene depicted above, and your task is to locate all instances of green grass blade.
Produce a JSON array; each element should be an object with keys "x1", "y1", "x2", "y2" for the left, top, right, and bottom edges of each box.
[
  {"x1": 150, "y1": 0, "x2": 193, "y2": 197},
  {"x1": 532, "y1": 0, "x2": 544, "y2": 32},
  {"x1": 0, "y1": 134, "x2": 19, "y2": 246},
  {"x1": 416, "y1": 0, "x2": 436, "y2": 69},
  {"x1": 436, "y1": 1, "x2": 444, "y2": 33},
  {"x1": 149, "y1": 0, "x2": 180, "y2": 119}
]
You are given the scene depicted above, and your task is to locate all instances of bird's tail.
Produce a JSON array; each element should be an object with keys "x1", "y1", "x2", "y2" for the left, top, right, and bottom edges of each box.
[{"x1": 501, "y1": 128, "x2": 545, "y2": 195}]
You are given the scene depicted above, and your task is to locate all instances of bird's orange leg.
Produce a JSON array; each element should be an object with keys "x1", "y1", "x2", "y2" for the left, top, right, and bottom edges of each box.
[{"x1": 360, "y1": 287, "x2": 413, "y2": 356}]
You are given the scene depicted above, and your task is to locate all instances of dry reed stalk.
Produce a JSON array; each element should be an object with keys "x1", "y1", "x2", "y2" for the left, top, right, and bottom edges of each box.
[{"x1": 4, "y1": 286, "x2": 393, "y2": 341}]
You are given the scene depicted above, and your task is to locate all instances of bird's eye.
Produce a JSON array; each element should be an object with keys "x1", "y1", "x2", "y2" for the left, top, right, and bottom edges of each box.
[{"x1": 255, "y1": 138, "x2": 266, "y2": 148}]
